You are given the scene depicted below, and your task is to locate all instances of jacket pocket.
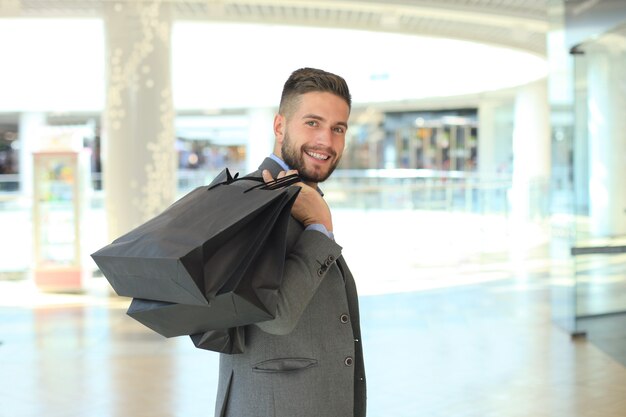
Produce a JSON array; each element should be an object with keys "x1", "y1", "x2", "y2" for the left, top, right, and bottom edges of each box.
[{"x1": 252, "y1": 357, "x2": 318, "y2": 373}]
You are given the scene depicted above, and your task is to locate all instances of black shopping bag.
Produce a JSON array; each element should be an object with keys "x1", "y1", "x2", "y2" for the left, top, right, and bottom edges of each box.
[
  {"x1": 191, "y1": 327, "x2": 245, "y2": 354},
  {"x1": 92, "y1": 169, "x2": 300, "y2": 345},
  {"x1": 126, "y1": 298, "x2": 244, "y2": 354}
]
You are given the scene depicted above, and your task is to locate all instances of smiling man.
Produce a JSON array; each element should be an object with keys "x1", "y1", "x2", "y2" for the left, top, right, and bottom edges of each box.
[
  {"x1": 277, "y1": 89, "x2": 347, "y2": 184},
  {"x1": 214, "y1": 68, "x2": 366, "y2": 417}
]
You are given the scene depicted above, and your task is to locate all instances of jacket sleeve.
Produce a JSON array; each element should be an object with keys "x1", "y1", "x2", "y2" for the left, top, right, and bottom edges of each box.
[{"x1": 254, "y1": 229, "x2": 343, "y2": 335}]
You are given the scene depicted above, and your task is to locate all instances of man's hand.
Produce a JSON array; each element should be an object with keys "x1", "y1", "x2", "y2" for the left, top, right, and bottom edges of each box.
[{"x1": 262, "y1": 169, "x2": 333, "y2": 232}]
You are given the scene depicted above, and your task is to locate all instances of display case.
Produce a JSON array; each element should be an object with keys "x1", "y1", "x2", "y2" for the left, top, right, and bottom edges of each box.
[{"x1": 33, "y1": 150, "x2": 89, "y2": 291}]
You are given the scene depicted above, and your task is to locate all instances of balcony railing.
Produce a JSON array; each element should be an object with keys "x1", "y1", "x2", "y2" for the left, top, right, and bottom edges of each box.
[{"x1": 1, "y1": 169, "x2": 517, "y2": 215}]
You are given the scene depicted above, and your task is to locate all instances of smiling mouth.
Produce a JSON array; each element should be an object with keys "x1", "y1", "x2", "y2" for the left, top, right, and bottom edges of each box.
[{"x1": 305, "y1": 150, "x2": 330, "y2": 161}]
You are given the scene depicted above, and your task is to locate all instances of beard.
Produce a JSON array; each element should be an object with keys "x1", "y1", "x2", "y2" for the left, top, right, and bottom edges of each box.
[{"x1": 281, "y1": 131, "x2": 341, "y2": 184}]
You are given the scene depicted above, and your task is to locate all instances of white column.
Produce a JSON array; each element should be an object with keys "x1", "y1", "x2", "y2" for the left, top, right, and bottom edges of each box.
[
  {"x1": 478, "y1": 100, "x2": 498, "y2": 176},
  {"x1": 18, "y1": 112, "x2": 46, "y2": 199},
  {"x1": 586, "y1": 45, "x2": 626, "y2": 237},
  {"x1": 102, "y1": 2, "x2": 176, "y2": 241},
  {"x1": 510, "y1": 80, "x2": 551, "y2": 222},
  {"x1": 246, "y1": 108, "x2": 276, "y2": 173}
]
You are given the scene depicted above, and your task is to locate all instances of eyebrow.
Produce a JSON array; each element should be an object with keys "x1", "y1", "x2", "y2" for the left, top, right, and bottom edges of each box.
[{"x1": 302, "y1": 113, "x2": 348, "y2": 129}]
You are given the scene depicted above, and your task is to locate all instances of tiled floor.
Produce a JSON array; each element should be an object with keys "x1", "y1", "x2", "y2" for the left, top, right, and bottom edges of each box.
[
  {"x1": 1, "y1": 274, "x2": 626, "y2": 416},
  {"x1": 1, "y1": 209, "x2": 626, "y2": 417}
]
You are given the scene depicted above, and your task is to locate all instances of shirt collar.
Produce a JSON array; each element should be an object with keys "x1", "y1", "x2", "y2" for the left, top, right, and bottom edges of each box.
[{"x1": 269, "y1": 153, "x2": 290, "y2": 171}]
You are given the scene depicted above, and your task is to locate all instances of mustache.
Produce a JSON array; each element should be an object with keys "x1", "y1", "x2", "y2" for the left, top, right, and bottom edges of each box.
[{"x1": 301, "y1": 145, "x2": 337, "y2": 159}]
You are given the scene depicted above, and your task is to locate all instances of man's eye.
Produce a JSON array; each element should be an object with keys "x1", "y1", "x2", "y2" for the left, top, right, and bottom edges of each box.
[
  {"x1": 305, "y1": 121, "x2": 318, "y2": 127},
  {"x1": 333, "y1": 127, "x2": 345, "y2": 134}
]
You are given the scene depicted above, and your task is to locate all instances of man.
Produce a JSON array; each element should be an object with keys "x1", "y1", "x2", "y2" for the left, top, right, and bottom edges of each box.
[{"x1": 215, "y1": 68, "x2": 366, "y2": 417}]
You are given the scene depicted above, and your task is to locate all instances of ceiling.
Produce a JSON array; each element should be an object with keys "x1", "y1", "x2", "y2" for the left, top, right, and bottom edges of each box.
[
  {"x1": 0, "y1": 1, "x2": 550, "y2": 112},
  {"x1": 1, "y1": 0, "x2": 549, "y2": 55}
]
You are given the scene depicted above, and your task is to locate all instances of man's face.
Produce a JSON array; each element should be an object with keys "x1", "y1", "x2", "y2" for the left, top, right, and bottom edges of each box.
[{"x1": 276, "y1": 91, "x2": 349, "y2": 184}]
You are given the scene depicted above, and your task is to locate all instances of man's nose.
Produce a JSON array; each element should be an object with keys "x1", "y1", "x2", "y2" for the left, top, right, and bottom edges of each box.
[{"x1": 315, "y1": 129, "x2": 333, "y2": 147}]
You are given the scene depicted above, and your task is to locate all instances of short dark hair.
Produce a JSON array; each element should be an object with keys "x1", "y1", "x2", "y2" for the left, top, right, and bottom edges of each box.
[{"x1": 278, "y1": 68, "x2": 351, "y2": 117}]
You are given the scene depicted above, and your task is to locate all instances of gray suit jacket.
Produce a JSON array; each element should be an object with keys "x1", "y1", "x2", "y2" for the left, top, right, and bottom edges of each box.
[{"x1": 214, "y1": 158, "x2": 366, "y2": 417}]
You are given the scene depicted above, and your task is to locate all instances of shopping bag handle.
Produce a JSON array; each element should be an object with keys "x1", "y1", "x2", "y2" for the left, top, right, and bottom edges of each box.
[
  {"x1": 243, "y1": 173, "x2": 301, "y2": 193},
  {"x1": 207, "y1": 168, "x2": 241, "y2": 190},
  {"x1": 208, "y1": 168, "x2": 301, "y2": 192}
]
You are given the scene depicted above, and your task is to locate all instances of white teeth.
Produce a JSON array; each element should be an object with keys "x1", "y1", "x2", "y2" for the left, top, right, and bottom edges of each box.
[{"x1": 306, "y1": 151, "x2": 329, "y2": 160}]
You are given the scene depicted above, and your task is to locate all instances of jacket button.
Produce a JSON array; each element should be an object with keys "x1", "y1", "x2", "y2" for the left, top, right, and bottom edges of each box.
[
  {"x1": 340, "y1": 314, "x2": 349, "y2": 324},
  {"x1": 344, "y1": 357, "x2": 353, "y2": 367}
]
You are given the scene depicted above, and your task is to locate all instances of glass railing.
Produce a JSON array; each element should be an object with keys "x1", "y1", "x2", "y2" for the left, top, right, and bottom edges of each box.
[
  {"x1": 0, "y1": 174, "x2": 19, "y2": 192},
  {"x1": 1, "y1": 169, "x2": 520, "y2": 213},
  {"x1": 1, "y1": 169, "x2": 525, "y2": 216},
  {"x1": 323, "y1": 169, "x2": 513, "y2": 215},
  {"x1": 2, "y1": 168, "x2": 548, "y2": 281},
  {"x1": 177, "y1": 169, "x2": 516, "y2": 215},
  {"x1": 550, "y1": 217, "x2": 626, "y2": 336},
  {"x1": 168, "y1": 169, "x2": 515, "y2": 215}
]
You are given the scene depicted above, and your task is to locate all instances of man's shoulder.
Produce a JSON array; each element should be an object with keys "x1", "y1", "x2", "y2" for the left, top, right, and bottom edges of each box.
[{"x1": 254, "y1": 157, "x2": 285, "y2": 178}]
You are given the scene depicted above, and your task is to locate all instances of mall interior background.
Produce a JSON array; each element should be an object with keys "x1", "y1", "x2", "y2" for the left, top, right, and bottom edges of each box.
[{"x1": 1, "y1": 1, "x2": 626, "y2": 416}]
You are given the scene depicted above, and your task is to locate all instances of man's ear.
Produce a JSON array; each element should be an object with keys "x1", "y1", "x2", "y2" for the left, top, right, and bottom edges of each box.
[{"x1": 273, "y1": 113, "x2": 285, "y2": 145}]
